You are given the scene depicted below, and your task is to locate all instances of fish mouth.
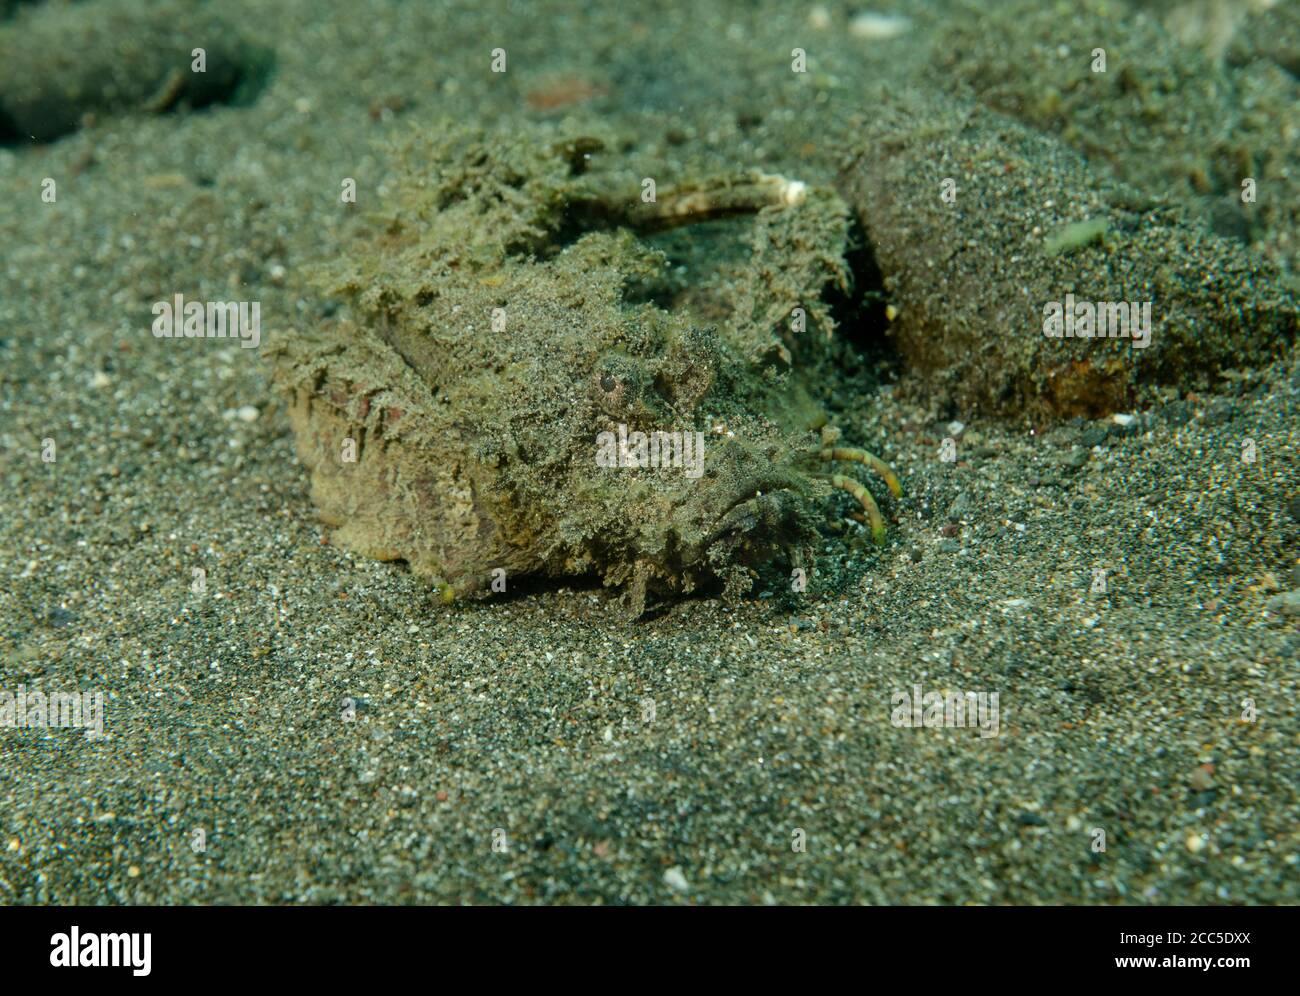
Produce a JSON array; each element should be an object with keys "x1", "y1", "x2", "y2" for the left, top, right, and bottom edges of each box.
[{"x1": 706, "y1": 486, "x2": 805, "y2": 543}]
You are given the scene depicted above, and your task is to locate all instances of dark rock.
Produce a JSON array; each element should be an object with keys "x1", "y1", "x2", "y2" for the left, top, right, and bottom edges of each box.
[{"x1": 0, "y1": 0, "x2": 274, "y2": 144}]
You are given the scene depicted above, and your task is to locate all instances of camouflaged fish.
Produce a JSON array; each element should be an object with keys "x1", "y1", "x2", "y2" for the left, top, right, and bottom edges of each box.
[{"x1": 270, "y1": 123, "x2": 901, "y2": 616}]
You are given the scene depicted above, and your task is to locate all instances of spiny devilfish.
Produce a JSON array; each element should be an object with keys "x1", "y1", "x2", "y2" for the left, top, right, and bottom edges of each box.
[{"x1": 270, "y1": 124, "x2": 901, "y2": 616}]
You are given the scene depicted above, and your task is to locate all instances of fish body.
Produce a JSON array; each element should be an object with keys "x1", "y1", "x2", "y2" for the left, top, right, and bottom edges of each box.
[{"x1": 272, "y1": 124, "x2": 893, "y2": 614}]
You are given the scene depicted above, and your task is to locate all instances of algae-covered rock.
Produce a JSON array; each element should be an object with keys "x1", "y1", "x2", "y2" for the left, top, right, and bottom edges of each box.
[
  {"x1": 0, "y1": 0, "x2": 272, "y2": 143},
  {"x1": 931, "y1": 0, "x2": 1300, "y2": 277},
  {"x1": 834, "y1": 87, "x2": 1297, "y2": 417},
  {"x1": 1231, "y1": 0, "x2": 1300, "y2": 78},
  {"x1": 271, "y1": 123, "x2": 893, "y2": 614}
]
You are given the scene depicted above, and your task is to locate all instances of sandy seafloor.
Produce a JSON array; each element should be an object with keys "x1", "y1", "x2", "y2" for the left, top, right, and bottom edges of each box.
[{"x1": 0, "y1": 0, "x2": 1297, "y2": 904}]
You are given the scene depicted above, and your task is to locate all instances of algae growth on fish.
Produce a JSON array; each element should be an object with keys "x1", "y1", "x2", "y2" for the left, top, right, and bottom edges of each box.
[{"x1": 271, "y1": 123, "x2": 901, "y2": 615}]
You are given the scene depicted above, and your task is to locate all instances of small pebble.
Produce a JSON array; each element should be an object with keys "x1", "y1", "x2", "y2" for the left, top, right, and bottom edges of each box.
[
  {"x1": 849, "y1": 12, "x2": 912, "y2": 39},
  {"x1": 1265, "y1": 590, "x2": 1300, "y2": 617},
  {"x1": 1063, "y1": 448, "x2": 1090, "y2": 469},
  {"x1": 663, "y1": 866, "x2": 689, "y2": 892}
]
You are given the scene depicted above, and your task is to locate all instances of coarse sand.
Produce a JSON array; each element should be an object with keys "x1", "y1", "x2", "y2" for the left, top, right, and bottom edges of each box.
[{"x1": 0, "y1": 0, "x2": 1296, "y2": 904}]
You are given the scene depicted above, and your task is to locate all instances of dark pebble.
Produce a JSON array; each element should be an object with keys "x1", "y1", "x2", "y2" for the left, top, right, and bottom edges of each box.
[
  {"x1": 45, "y1": 607, "x2": 75, "y2": 628},
  {"x1": 1163, "y1": 401, "x2": 1191, "y2": 426},
  {"x1": 1080, "y1": 425, "x2": 1108, "y2": 448},
  {"x1": 1204, "y1": 400, "x2": 1239, "y2": 426},
  {"x1": 1109, "y1": 419, "x2": 1139, "y2": 438}
]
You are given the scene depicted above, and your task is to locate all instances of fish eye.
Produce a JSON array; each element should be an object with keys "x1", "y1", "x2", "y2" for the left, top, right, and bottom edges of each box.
[{"x1": 599, "y1": 373, "x2": 617, "y2": 393}]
